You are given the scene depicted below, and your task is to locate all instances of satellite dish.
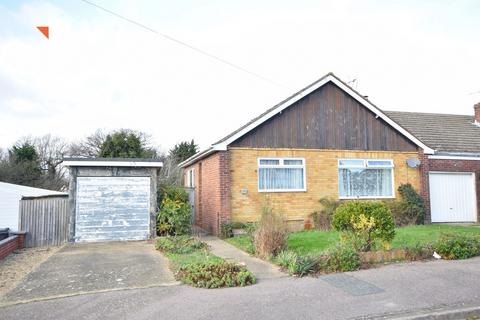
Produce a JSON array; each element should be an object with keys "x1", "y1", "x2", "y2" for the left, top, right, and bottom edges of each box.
[{"x1": 406, "y1": 157, "x2": 421, "y2": 168}]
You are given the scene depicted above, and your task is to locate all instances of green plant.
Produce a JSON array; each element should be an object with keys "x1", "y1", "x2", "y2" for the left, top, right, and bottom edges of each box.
[
  {"x1": 404, "y1": 242, "x2": 432, "y2": 261},
  {"x1": 318, "y1": 244, "x2": 361, "y2": 273},
  {"x1": 332, "y1": 201, "x2": 395, "y2": 251},
  {"x1": 177, "y1": 261, "x2": 256, "y2": 288},
  {"x1": 276, "y1": 250, "x2": 298, "y2": 268},
  {"x1": 156, "y1": 187, "x2": 191, "y2": 236},
  {"x1": 386, "y1": 184, "x2": 425, "y2": 226},
  {"x1": 253, "y1": 202, "x2": 288, "y2": 258},
  {"x1": 288, "y1": 255, "x2": 318, "y2": 276},
  {"x1": 155, "y1": 236, "x2": 207, "y2": 254},
  {"x1": 220, "y1": 221, "x2": 258, "y2": 239},
  {"x1": 433, "y1": 233, "x2": 480, "y2": 260},
  {"x1": 310, "y1": 197, "x2": 341, "y2": 230}
]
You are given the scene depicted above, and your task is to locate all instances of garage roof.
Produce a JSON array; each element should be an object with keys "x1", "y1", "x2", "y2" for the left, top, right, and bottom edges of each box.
[{"x1": 62, "y1": 158, "x2": 163, "y2": 168}]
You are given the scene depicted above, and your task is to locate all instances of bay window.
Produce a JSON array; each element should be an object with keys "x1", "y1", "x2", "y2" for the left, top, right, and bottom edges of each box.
[
  {"x1": 258, "y1": 158, "x2": 306, "y2": 192},
  {"x1": 338, "y1": 159, "x2": 394, "y2": 198}
]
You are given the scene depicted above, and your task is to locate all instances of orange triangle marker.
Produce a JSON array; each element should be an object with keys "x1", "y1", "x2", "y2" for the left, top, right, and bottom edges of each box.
[{"x1": 36, "y1": 26, "x2": 49, "y2": 39}]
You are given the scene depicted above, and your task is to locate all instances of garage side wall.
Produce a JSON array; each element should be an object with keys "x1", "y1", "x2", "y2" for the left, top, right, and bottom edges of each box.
[
  {"x1": 419, "y1": 152, "x2": 480, "y2": 222},
  {"x1": 68, "y1": 166, "x2": 159, "y2": 242}
]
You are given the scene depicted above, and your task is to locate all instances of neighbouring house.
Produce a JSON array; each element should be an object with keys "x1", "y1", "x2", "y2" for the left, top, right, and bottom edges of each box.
[
  {"x1": 62, "y1": 158, "x2": 163, "y2": 242},
  {"x1": 0, "y1": 182, "x2": 67, "y2": 230},
  {"x1": 180, "y1": 73, "x2": 438, "y2": 235},
  {"x1": 387, "y1": 107, "x2": 480, "y2": 223}
]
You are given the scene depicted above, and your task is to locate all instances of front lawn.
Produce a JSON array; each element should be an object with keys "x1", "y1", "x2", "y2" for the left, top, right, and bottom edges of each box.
[{"x1": 226, "y1": 224, "x2": 480, "y2": 255}]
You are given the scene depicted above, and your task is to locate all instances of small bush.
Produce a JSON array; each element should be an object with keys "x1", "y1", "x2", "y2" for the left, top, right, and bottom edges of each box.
[
  {"x1": 253, "y1": 203, "x2": 288, "y2": 258},
  {"x1": 319, "y1": 244, "x2": 361, "y2": 273},
  {"x1": 157, "y1": 187, "x2": 191, "y2": 236},
  {"x1": 177, "y1": 261, "x2": 256, "y2": 288},
  {"x1": 220, "y1": 222, "x2": 257, "y2": 239},
  {"x1": 155, "y1": 236, "x2": 207, "y2": 254},
  {"x1": 433, "y1": 233, "x2": 480, "y2": 260},
  {"x1": 332, "y1": 201, "x2": 395, "y2": 252},
  {"x1": 310, "y1": 197, "x2": 341, "y2": 230},
  {"x1": 404, "y1": 242, "x2": 432, "y2": 261},
  {"x1": 276, "y1": 250, "x2": 298, "y2": 268},
  {"x1": 386, "y1": 183, "x2": 425, "y2": 226},
  {"x1": 288, "y1": 255, "x2": 318, "y2": 276}
]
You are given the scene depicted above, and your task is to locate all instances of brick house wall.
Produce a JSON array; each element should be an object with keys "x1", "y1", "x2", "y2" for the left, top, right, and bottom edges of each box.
[
  {"x1": 419, "y1": 151, "x2": 480, "y2": 222},
  {"x1": 230, "y1": 147, "x2": 421, "y2": 230},
  {"x1": 184, "y1": 151, "x2": 231, "y2": 235}
]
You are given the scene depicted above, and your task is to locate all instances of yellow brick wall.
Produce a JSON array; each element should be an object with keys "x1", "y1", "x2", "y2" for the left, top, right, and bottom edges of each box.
[{"x1": 229, "y1": 147, "x2": 421, "y2": 227}]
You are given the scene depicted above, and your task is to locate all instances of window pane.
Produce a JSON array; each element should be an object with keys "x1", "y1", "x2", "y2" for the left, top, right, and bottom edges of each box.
[
  {"x1": 259, "y1": 159, "x2": 280, "y2": 165},
  {"x1": 366, "y1": 160, "x2": 393, "y2": 167},
  {"x1": 283, "y1": 159, "x2": 303, "y2": 165},
  {"x1": 339, "y1": 168, "x2": 392, "y2": 197},
  {"x1": 259, "y1": 168, "x2": 304, "y2": 190},
  {"x1": 339, "y1": 159, "x2": 364, "y2": 167}
]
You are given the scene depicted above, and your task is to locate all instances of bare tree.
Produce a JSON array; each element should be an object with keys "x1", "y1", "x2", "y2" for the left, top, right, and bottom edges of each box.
[
  {"x1": 33, "y1": 134, "x2": 69, "y2": 190},
  {"x1": 69, "y1": 129, "x2": 107, "y2": 157}
]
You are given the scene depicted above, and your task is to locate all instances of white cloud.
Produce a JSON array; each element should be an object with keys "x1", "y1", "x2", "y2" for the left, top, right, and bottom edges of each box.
[{"x1": 0, "y1": 0, "x2": 479, "y2": 151}]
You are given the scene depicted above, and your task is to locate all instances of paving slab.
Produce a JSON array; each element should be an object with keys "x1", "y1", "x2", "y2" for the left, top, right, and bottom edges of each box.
[
  {"x1": 200, "y1": 236, "x2": 286, "y2": 280},
  {"x1": 1, "y1": 241, "x2": 177, "y2": 304}
]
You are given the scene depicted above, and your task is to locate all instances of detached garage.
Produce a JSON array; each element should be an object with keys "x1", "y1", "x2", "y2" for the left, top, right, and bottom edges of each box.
[{"x1": 63, "y1": 158, "x2": 163, "y2": 242}]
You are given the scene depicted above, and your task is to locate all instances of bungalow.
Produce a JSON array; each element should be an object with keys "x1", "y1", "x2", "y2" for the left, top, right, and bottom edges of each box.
[{"x1": 180, "y1": 73, "x2": 477, "y2": 235}]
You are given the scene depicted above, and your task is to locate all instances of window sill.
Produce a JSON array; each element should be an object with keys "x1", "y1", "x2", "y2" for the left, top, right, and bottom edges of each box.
[
  {"x1": 339, "y1": 196, "x2": 395, "y2": 200},
  {"x1": 258, "y1": 189, "x2": 307, "y2": 193}
]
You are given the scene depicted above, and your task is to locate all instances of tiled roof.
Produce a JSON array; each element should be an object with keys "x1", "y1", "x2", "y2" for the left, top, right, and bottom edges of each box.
[{"x1": 385, "y1": 111, "x2": 480, "y2": 153}]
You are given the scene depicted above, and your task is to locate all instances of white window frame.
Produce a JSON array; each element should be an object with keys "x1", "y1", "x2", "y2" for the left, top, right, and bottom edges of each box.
[
  {"x1": 338, "y1": 158, "x2": 395, "y2": 199},
  {"x1": 186, "y1": 168, "x2": 195, "y2": 188},
  {"x1": 257, "y1": 157, "x2": 307, "y2": 192}
]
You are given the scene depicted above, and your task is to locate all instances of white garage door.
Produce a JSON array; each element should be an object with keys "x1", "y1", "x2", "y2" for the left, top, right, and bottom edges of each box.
[
  {"x1": 429, "y1": 172, "x2": 477, "y2": 223},
  {"x1": 75, "y1": 177, "x2": 151, "y2": 242}
]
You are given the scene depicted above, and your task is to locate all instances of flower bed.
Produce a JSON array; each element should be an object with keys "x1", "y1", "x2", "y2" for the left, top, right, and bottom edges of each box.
[{"x1": 156, "y1": 236, "x2": 256, "y2": 288}]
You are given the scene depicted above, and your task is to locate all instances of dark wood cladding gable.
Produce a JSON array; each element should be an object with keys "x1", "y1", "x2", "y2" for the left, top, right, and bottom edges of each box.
[{"x1": 229, "y1": 82, "x2": 417, "y2": 151}]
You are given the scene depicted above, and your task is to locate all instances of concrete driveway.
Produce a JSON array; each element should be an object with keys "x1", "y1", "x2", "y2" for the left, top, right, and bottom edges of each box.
[{"x1": 1, "y1": 241, "x2": 176, "y2": 305}]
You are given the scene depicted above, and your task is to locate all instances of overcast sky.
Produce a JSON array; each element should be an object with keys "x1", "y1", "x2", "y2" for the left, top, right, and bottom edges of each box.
[{"x1": 1, "y1": 0, "x2": 479, "y2": 152}]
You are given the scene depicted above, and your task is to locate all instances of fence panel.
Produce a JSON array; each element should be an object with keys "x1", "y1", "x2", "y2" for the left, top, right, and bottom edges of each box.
[{"x1": 19, "y1": 196, "x2": 69, "y2": 247}]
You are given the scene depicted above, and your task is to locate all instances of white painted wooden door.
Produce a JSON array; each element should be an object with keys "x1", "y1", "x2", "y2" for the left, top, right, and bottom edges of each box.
[
  {"x1": 75, "y1": 177, "x2": 151, "y2": 242},
  {"x1": 429, "y1": 172, "x2": 477, "y2": 223}
]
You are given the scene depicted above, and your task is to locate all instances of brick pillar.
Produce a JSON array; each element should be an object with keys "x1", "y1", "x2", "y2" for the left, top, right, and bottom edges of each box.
[
  {"x1": 10, "y1": 231, "x2": 26, "y2": 249},
  {"x1": 418, "y1": 150, "x2": 431, "y2": 223},
  {"x1": 218, "y1": 151, "x2": 232, "y2": 231}
]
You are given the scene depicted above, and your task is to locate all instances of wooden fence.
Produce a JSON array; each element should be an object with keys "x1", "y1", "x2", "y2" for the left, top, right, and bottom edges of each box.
[{"x1": 19, "y1": 195, "x2": 69, "y2": 247}]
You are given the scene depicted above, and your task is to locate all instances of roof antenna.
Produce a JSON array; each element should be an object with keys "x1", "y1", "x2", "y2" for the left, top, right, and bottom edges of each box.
[{"x1": 348, "y1": 78, "x2": 358, "y2": 89}]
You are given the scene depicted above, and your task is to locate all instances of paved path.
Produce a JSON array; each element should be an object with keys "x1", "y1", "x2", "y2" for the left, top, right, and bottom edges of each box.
[
  {"x1": 1, "y1": 257, "x2": 480, "y2": 319},
  {"x1": 0, "y1": 241, "x2": 177, "y2": 306},
  {"x1": 200, "y1": 236, "x2": 286, "y2": 280}
]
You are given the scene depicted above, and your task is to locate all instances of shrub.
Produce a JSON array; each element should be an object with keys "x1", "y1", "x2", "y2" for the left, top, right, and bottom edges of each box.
[
  {"x1": 219, "y1": 222, "x2": 256, "y2": 239},
  {"x1": 157, "y1": 187, "x2": 191, "y2": 236},
  {"x1": 177, "y1": 261, "x2": 256, "y2": 288},
  {"x1": 318, "y1": 244, "x2": 361, "y2": 273},
  {"x1": 288, "y1": 255, "x2": 318, "y2": 276},
  {"x1": 386, "y1": 183, "x2": 425, "y2": 226},
  {"x1": 404, "y1": 242, "x2": 433, "y2": 261},
  {"x1": 310, "y1": 197, "x2": 341, "y2": 230},
  {"x1": 433, "y1": 233, "x2": 480, "y2": 260},
  {"x1": 158, "y1": 185, "x2": 189, "y2": 207},
  {"x1": 253, "y1": 203, "x2": 288, "y2": 258},
  {"x1": 332, "y1": 201, "x2": 395, "y2": 252},
  {"x1": 155, "y1": 236, "x2": 207, "y2": 254},
  {"x1": 276, "y1": 250, "x2": 298, "y2": 268}
]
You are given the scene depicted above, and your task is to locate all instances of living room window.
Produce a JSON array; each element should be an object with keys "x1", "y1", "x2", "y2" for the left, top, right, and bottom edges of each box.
[
  {"x1": 258, "y1": 158, "x2": 306, "y2": 192},
  {"x1": 338, "y1": 159, "x2": 394, "y2": 198}
]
